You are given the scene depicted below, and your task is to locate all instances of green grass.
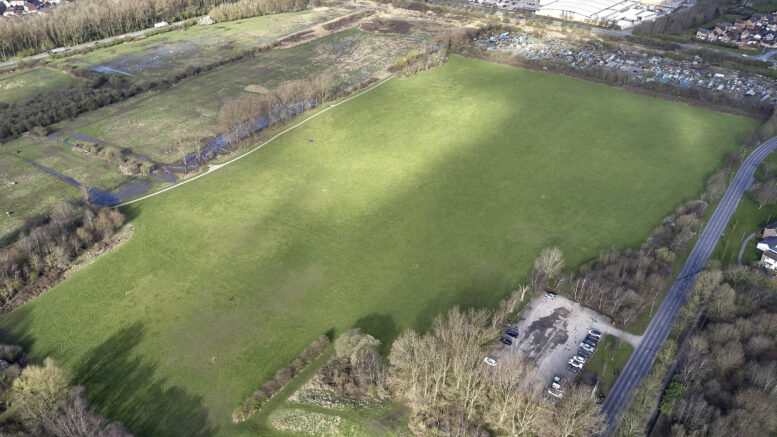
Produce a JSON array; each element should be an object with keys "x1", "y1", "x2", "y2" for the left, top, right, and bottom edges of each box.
[
  {"x1": 49, "y1": 28, "x2": 427, "y2": 163},
  {"x1": 49, "y1": 8, "x2": 350, "y2": 81},
  {"x1": 0, "y1": 67, "x2": 83, "y2": 104},
  {"x1": 585, "y1": 335, "x2": 634, "y2": 396},
  {"x1": 0, "y1": 56, "x2": 758, "y2": 436}
]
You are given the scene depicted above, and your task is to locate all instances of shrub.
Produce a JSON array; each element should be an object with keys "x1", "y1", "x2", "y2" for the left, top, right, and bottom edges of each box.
[{"x1": 232, "y1": 335, "x2": 330, "y2": 423}]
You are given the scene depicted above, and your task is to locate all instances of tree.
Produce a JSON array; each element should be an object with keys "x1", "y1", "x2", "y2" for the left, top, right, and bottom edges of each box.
[
  {"x1": 541, "y1": 385, "x2": 606, "y2": 437},
  {"x1": 10, "y1": 357, "x2": 70, "y2": 428},
  {"x1": 531, "y1": 247, "x2": 565, "y2": 291},
  {"x1": 748, "y1": 178, "x2": 777, "y2": 209},
  {"x1": 41, "y1": 386, "x2": 132, "y2": 437}
]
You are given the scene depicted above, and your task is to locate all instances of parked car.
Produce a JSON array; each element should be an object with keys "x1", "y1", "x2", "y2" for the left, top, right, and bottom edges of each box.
[
  {"x1": 583, "y1": 339, "x2": 597, "y2": 348},
  {"x1": 545, "y1": 291, "x2": 556, "y2": 299},
  {"x1": 580, "y1": 342, "x2": 595, "y2": 352},
  {"x1": 483, "y1": 357, "x2": 497, "y2": 366},
  {"x1": 585, "y1": 335, "x2": 599, "y2": 343},
  {"x1": 553, "y1": 375, "x2": 567, "y2": 385},
  {"x1": 566, "y1": 363, "x2": 579, "y2": 373},
  {"x1": 573, "y1": 355, "x2": 587, "y2": 364},
  {"x1": 505, "y1": 328, "x2": 519, "y2": 338},
  {"x1": 551, "y1": 382, "x2": 563, "y2": 391},
  {"x1": 547, "y1": 388, "x2": 563, "y2": 398},
  {"x1": 577, "y1": 348, "x2": 591, "y2": 358},
  {"x1": 500, "y1": 336, "x2": 513, "y2": 345},
  {"x1": 588, "y1": 329, "x2": 602, "y2": 339},
  {"x1": 568, "y1": 359, "x2": 583, "y2": 369}
]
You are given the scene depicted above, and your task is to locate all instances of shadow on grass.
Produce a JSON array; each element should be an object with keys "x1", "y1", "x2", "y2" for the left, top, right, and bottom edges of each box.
[
  {"x1": 74, "y1": 322, "x2": 214, "y2": 437},
  {"x1": 354, "y1": 313, "x2": 398, "y2": 356}
]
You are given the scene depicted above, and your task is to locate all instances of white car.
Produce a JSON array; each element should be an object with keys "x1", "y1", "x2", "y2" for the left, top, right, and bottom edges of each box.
[
  {"x1": 580, "y1": 342, "x2": 595, "y2": 353},
  {"x1": 588, "y1": 329, "x2": 602, "y2": 340},
  {"x1": 568, "y1": 359, "x2": 583, "y2": 369},
  {"x1": 573, "y1": 355, "x2": 587, "y2": 364},
  {"x1": 551, "y1": 382, "x2": 563, "y2": 391},
  {"x1": 548, "y1": 388, "x2": 563, "y2": 398},
  {"x1": 545, "y1": 291, "x2": 556, "y2": 299},
  {"x1": 484, "y1": 357, "x2": 497, "y2": 366}
]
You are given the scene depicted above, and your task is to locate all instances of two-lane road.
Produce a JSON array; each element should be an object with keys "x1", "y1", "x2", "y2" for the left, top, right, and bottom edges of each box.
[{"x1": 601, "y1": 135, "x2": 777, "y2": 436}]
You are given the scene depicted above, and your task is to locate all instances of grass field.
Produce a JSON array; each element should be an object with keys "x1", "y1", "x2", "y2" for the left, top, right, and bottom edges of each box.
[
  {"x1": 46, "y1": 28, "x2": 427, "y2": 163},
  {"x1": 585, "y1": 335, "x2": 634, "y2": 397},
  {"x1": 0, "y1": 56, "x2": 758, "y2": 436},
  {"x1": 0, "y1": 67, "x2": 84, "y2": 104},
  {"x1": 49, "y1": 8, "x2": 350, "y2": 81}
]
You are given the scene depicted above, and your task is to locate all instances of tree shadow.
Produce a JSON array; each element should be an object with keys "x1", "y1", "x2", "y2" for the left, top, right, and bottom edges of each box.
[
  {"x1": 353, "y1": 313, "x2": 398, "y2": 356},
  {"x1": 74, "y1": 322, "x2": 214, "y2": 437}
]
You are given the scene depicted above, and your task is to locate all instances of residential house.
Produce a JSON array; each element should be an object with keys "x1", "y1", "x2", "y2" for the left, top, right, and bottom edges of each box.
[
  {"x1": 696, "y1": 28, "x2": 710, "y2": 40},
  {"x1": 735, "y1": 20, "x2": 746, "y2": 30},
  {"x1": 757, "y1": 236, "x2": 777, "y2": 271}
]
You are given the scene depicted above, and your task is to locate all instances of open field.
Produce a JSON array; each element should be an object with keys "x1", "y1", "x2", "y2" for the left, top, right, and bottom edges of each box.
[
  {"x1": 49, "y1": 8, "x2": 351, "y2": 81},
  {"x1": 0, "y1": 56, "x2": 758, "y2": 436},
  {"x1": 0, "y1": 67, "x2": 84, "y2": 104},
  {"x1": 0, "y1": 25, "x2": 428, "y2": 242},
  {"x1": 0, "y1": 135, "x2": 128, "y2": 243},
  {"x1": 44, "y1": 28, "x2": 428, "y2": 163}
]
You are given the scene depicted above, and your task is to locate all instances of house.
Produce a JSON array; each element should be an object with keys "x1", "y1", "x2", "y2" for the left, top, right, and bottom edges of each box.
[
  {"x1": 747, "y1": 16, "x2": 760, "y2": 28},
  {"x1": 757, "y1": 236, "x2": 777, "y2": 252},
  {"x1": 756, "y1": 236, "x2": 777, "y2": 271},
  {"x1": 696, "y1": 29, "x2": 710, "y2": 40},
  {"x1": 762, "y1": 250, "x2": 777, "y2": 271},
  {"x1": 742, "y1": 29, "x2": 752, "y2": 39},
  {"x1": 735, "y1": 20, "x2": 746, "y2": 30}
]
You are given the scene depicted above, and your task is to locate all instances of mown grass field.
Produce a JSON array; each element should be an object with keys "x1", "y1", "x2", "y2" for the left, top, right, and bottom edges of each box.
[
  {"x1": 0, "y1": 56, "x2": 758, "y2": 436},
  {"x1": 49, "y1": 8, "x2": 350, "y2": 80},
  {"x1": 46, "y1": 28, "x2": 427, "y2": 163},
  {"x1": 0, "y1": 67, "x2": 83, "y2": 104}
]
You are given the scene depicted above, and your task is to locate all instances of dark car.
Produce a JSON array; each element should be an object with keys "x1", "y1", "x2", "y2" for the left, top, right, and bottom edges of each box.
[
  {"x1": 566, "y1": 363, "x2": 579, "y2": 373},
  {"x1": 577, "y1": 348, "x2": 591, "y2": 358},
  {"x1": 585, "y1": 335, "x2": 599, "y2": 343},
  {"x1": 505, "y1": 328, "x2": 519, "y2": 338},
  {"x1": 583, "y1": 339, "x2": 597, "y2": 348},
  {"x1": 499, "y1": 336, "x2": 513, "y2": 345}
]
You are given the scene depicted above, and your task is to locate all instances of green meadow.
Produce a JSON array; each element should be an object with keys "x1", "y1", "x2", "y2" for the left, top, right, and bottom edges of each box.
[{"x1": 0, "y1": 56, "x2": 758, "y2": 436}]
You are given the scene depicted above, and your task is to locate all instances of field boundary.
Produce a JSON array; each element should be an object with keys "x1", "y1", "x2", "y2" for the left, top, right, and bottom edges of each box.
[{"x1": 115, "y1": 75, "x2": 394, "y2": 208}]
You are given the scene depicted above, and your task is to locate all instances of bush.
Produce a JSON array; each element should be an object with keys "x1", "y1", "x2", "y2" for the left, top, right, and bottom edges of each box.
[{"x1": 232, "y1": 335, "x2": 330, "y2": 423}]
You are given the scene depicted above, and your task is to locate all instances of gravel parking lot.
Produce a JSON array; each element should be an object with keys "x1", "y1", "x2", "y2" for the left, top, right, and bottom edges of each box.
[{"x1": 491, "y1": 294, "x2": 641, "y2": 385}]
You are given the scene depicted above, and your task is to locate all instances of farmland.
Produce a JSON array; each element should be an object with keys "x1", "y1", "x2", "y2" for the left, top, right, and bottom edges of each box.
[{"x1": 0, "y1": 55, "x2": 758, "y2": 436}]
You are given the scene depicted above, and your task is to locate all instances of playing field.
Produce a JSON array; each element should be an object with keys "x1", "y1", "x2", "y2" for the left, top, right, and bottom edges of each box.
[{"x1": 0, "y1": 56, "x2": 758, "y2": 436}]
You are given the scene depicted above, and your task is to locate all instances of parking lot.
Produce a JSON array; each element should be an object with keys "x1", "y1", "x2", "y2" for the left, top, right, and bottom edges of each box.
[{"x1": 492, "y1": 293, "x2": 641, "y2": 385}]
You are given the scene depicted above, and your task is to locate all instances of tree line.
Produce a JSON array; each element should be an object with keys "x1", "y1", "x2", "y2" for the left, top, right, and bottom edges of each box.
[
  {"x1": 295, "y1": 289, "x2": 605, "y2": 437},
  {"x1": 0, "y1": 0, "x2": 239, "y2": 59},
  {"x1": 208, "y1": 0, "x2": 308, "y2": 23},
  {"x1": 0, "y1": 200, "x2": 126, "y2": 312},
  {"x1": 652, "y1": 266, "x2": 777, "y2": 436},
  {"x1": 0, "y1": 344, "x2": 132, "y2": 436}
]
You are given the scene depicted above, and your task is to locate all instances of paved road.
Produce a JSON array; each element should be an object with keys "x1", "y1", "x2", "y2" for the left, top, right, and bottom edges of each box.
[
  {"x1": 0, "y1": 20, "x2": 186, "y2": 69},
  {"x1": 601, "y1": 135, "x2": 777, "y2": 436}
]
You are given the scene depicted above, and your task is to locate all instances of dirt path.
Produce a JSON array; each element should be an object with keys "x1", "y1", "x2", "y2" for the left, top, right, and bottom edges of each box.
[
  {"x1": 738, "y1": 230, "x2": 758, "y2": 265},
  {"x1": 276, "y1": 10, "x2": 373, "y2": 49},
  {"x1": 115, "y1": 75, "x2": 394, "y2": 208}
]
